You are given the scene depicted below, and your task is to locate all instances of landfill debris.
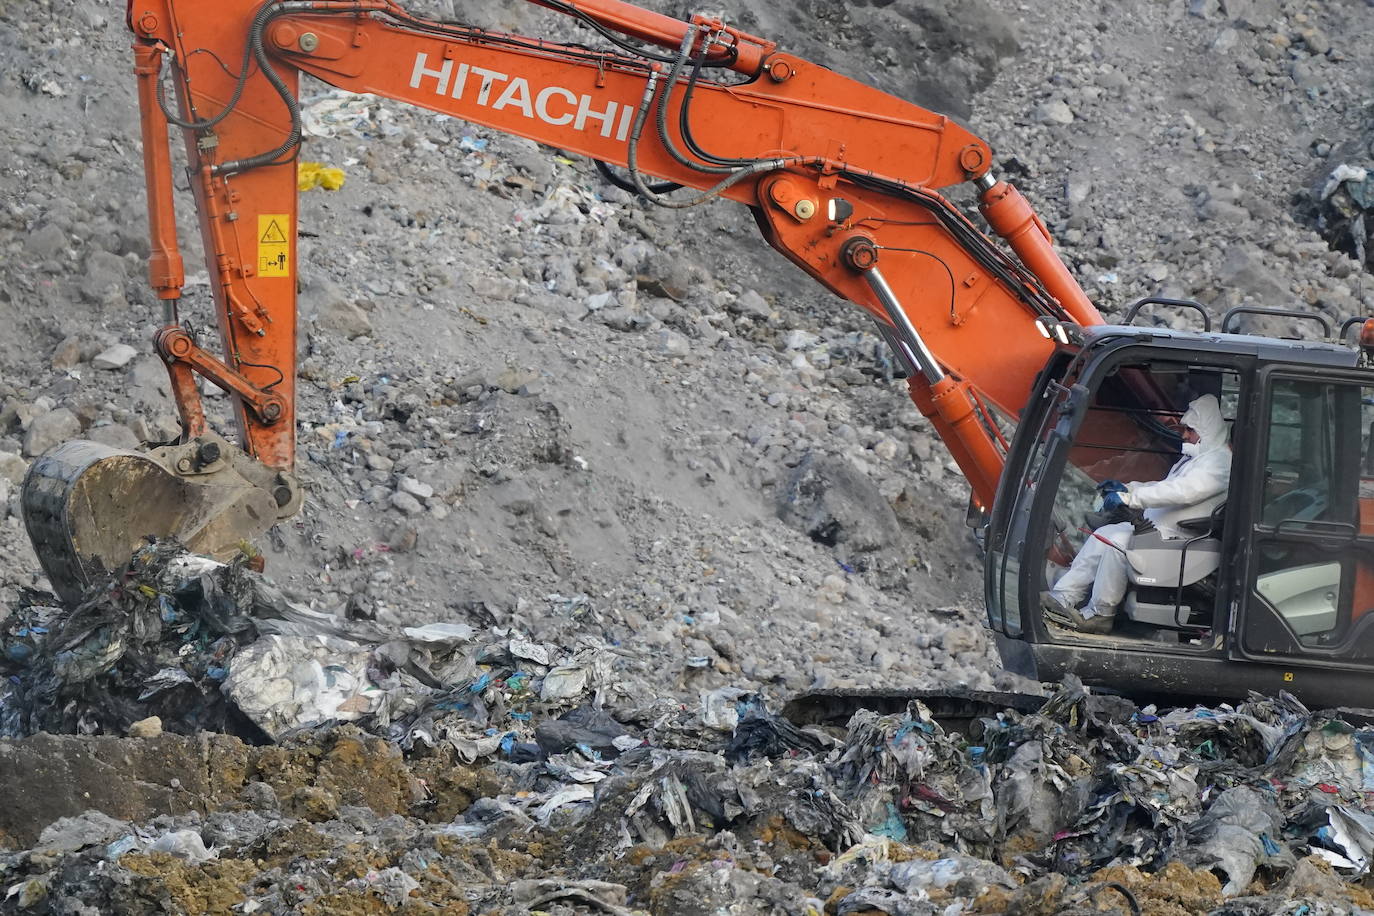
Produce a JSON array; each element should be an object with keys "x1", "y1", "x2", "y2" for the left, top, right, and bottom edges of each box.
[
  {"x1": 299, "y1": 88, "x2": 388, "y2": 138},
  {"x1": 1316, "y1": 161, "x2": 1374, "y2": 268},
  {"x1": 8, "y1": 550, "x2": 1374, "y2": 913},
  {"x1": 0, "y1": 541, "x2": 620, "y2": 743}
]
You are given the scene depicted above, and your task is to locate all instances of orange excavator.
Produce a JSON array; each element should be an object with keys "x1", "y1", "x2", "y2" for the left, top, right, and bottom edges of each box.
[{"x1": 23, "y1": 0, "x2": 1374, "y2": 709}]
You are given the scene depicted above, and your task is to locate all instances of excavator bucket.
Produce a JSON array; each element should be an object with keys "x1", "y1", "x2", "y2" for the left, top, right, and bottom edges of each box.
[{"x1": 21, "y1": 434, "x2": 300, "y2": 606}]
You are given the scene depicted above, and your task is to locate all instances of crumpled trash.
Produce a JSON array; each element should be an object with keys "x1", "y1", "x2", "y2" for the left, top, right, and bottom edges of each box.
[
  {"x1": 146, "y1": 829, "x2": 218, "y2": 864},
  {"x1": 0, "y1": 542, "x2": 269, "y2": 737},
  {"x1": 301, "y1": 89, "x2": 388, "y2": 138},
  {"x1": 1315, "y1": 161, "x2": 1374, "y2": 267},
  {"x1": 223, "y1": 634, "x2": 374, "y2": 740},
  {"x1": 512, "y1": 878, "x2": 637, "y2": 916},
  {"x1": 534, "y1": 784, "x2": 596, "y2": 826},
  {"x1": 1304, "y1": 804, "x2": 1374, "y2": 874},
  {"x1": 106, "y1": 828, "x2": 218, "y2": 865},
  {"x1": 3, "y1": 879, "x2": 46, "y2": 908},
  {"x1": 514, "y1": 185, "x2": 615, "y2": 228},
  {"x1": 1183, "y1": 786, "x2": 1295, "y2": 895},
  {"x1": 401, "y1": 622, "x2": 475, "y2": 646},
  {"x1": 342, "y1": 867, "x2": 420, "y2": 907},
  {"x1": 297, "y1": 161, "x2": 346, "y2": 191},
  {"x1": 18, "y1": 550, "x2": 1374, "y2": 911},
  {"x1": 888, "y1": 854, "x2": 1015, "y2": 893},
  {"x1": 535, "y1": 704, "x2": 636, "y2": 759},
  {"x1": 701, "y1": 686, "x2": 748, "y2": 732},
  {"x1": 835, "y1": 887, "x2": 925, "y2": 916},
  {"x1": 725, "y1": 695, "x2": 831, "y2": 764}
]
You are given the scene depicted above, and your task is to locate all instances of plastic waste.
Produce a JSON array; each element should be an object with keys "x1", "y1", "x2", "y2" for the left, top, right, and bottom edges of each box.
[
  {"x1": 534, "y1": 784, "x2": 595, "y2": 826},
  {"x1": 1307, "y1": 805, "x2": 1374, "y2": 874},
  {"x1": 1183, "y1": 785, "x2": 1294, "y2": 895},
  {"x1": 1316, "y1": 161, "x2": 1374, "y2": 267},
  {"x1": 701, "y1": 686, "x2": 748, "y2": 731},
  {"x1": 223, "y1": 634, "x2": 374, "y2": 740},
  {"x1": 401, "y1": 622, "x2": 476, "y2": 645},
  {"x1": 535, "y1": 705, "x2": 634, "y2": 759},
  {"x1": 147, "y1": 829, "x2": 218, "y2": 864},
  {"x1": 346, "y1": 867, "x2": 419, "y2": 906},
  {"x1": 297, "y1": 161, "x2": 345, "y2": 191},
  {"x1": 34, "y1": 811, "x2": 132, "y2": 855},
  {"x1": 725, "y1": 695, "x2": 830, "y2": 764},
  {"x1": 512, "y1": 878, "x2": 635, "y2": 916},
  {"x1": 14, "y1": 552, "x2": 1374, "y2": 912},
  {"x1": 889, "y1": 854, "x2": 1015, "y2": 893},
  {"x1": 300, "y1": 89, "x2": 377, "y2": 138}
]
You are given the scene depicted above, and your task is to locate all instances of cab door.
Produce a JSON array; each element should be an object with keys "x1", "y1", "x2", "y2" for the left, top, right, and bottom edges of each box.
[{"x1": 1233, "y1": 368, "x2": 1374, "y2": 666}]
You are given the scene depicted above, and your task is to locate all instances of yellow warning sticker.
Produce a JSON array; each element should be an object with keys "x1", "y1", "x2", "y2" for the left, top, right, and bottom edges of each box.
[{"x1": 257, "y1": 214, "x2": 290, "y2": 278}]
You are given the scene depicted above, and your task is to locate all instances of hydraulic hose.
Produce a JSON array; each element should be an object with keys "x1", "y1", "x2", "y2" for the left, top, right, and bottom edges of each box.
[{"x1": 214, "y1": 1, "x2": 306, "y2": 175}]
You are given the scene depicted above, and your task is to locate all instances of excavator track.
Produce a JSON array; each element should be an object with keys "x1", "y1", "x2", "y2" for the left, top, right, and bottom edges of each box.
[
  {"x1": 22, "y1": 435, "x2": 300, "y2": 606},
  {"x1": 782, "y1": 687, "x2": 1049, "y2": 733}
]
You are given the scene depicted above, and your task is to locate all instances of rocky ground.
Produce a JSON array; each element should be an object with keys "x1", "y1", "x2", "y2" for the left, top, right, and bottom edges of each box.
[{"x1": 3, "y1": 0, "x2": 1374, "y2": 912}]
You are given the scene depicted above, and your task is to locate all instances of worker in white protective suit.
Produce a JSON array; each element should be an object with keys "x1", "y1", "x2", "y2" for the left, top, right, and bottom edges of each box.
[{"x1": 1042, "y1": 394, "x2": 1231, "y2": 634}]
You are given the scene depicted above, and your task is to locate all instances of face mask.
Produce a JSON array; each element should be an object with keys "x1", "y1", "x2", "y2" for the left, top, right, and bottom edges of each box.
[{"x1": 1181, "y1": 441, "x2": 1200, "y2": 457}]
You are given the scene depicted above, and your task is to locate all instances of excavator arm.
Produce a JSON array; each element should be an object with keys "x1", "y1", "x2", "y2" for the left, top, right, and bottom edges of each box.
[{"x1": 24, "y1": 0, "x2": 1101, "y2": 603}]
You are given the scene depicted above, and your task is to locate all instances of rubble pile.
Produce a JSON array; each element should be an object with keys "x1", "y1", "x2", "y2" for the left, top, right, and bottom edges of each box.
[{"x1": 5, "y1": 550, "x2": 1374, "y2": 913}]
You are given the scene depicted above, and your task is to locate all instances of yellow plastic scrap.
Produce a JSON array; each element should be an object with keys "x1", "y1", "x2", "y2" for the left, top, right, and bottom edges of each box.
[{"x1": 297, "y1": 161, "x2": 346, "y2": 191}]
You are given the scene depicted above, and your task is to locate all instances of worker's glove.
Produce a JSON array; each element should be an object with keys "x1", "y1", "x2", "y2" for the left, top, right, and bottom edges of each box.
[{"x1": 1097, "y1": 479, "x2": 1127, "y2": 511}]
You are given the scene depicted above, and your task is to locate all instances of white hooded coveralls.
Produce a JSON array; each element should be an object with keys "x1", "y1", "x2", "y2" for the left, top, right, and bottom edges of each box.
[{"x1": 1049, "y1": 394, "x2": 1231, "y2": 619}]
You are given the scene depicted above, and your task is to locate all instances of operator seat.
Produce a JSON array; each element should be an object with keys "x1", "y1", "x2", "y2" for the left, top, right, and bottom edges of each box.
[{"x1": 1121, "y1": 493, "x2": 1226, "y2": 628}]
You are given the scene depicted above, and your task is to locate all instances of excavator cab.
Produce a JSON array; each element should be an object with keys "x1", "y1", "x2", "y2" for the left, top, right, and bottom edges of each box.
[{"x1": 985, "y1": 308, "x2": 1374, "y2": 708}]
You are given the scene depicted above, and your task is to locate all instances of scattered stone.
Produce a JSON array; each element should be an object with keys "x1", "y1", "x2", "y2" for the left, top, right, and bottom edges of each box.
[
  {"x1": 732, "y1": 289, "x2": 773, "y2": 320},
  {"x1": 92, "y1": 343, "x2": 138, "y2": 370},
  {"x1": 0, "y1": 451, "x2": 28, "y2": 484},
  {"x1": 470, "y1": 274, "x2": 519, "y2": 300},
  {"x1": 22, "y1": 408, "x2": 81, "y2": 457},
  {"x1": 1035, "y1": 98, "x2": 1074, "y2": 125},
  {"x1": 24, "y1": 223, "x2": 67, "y2": 260},
  {"x1": 494, "y1": 366, "x2": 539, "y2": 393},
  {"x1": 49, "y1": 336, "x2": 83, "y2": 370},
  {"x1": 584, "y1": 290, "x2": 614, "y2": 311},
  {"x1": 599, "y1": 306, "x2": 648, "y2": 331},
  {"x1": 317, "y1": 298, "x2": 373, "y2": 339},
  {"x1": 127, "y1": 716, "x2": 162, "y2": 738},
  {"x1": 398, "y1": 476, "x2": 434, "y2": 500},
  {"x1": 85, "y1": 423, "x2": 142, "y2": 450},
  {"x1": 390, "y1": 490, "x2": 424, "y2": 515},
  {"x1": 777, "y1": 451, "x2": 902, "y2": 555},
  {"x1": 78, "y1": 250, "x2": 127, "y2": 305},
  {"x1": 1212, "y1": 27, "x2": 1239, "y2": 52},
  {"x1": 1065, "y1": 178, "x2": 1092, "y2": 205},
  {"x1": 658, "y1": 330, "x2": 691, "y2": 357}
]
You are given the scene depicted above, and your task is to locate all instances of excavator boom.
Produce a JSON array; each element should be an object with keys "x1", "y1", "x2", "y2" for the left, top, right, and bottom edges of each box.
[{"x1": 24, "y1": 0, "x2": 1099, "y2": 602}]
